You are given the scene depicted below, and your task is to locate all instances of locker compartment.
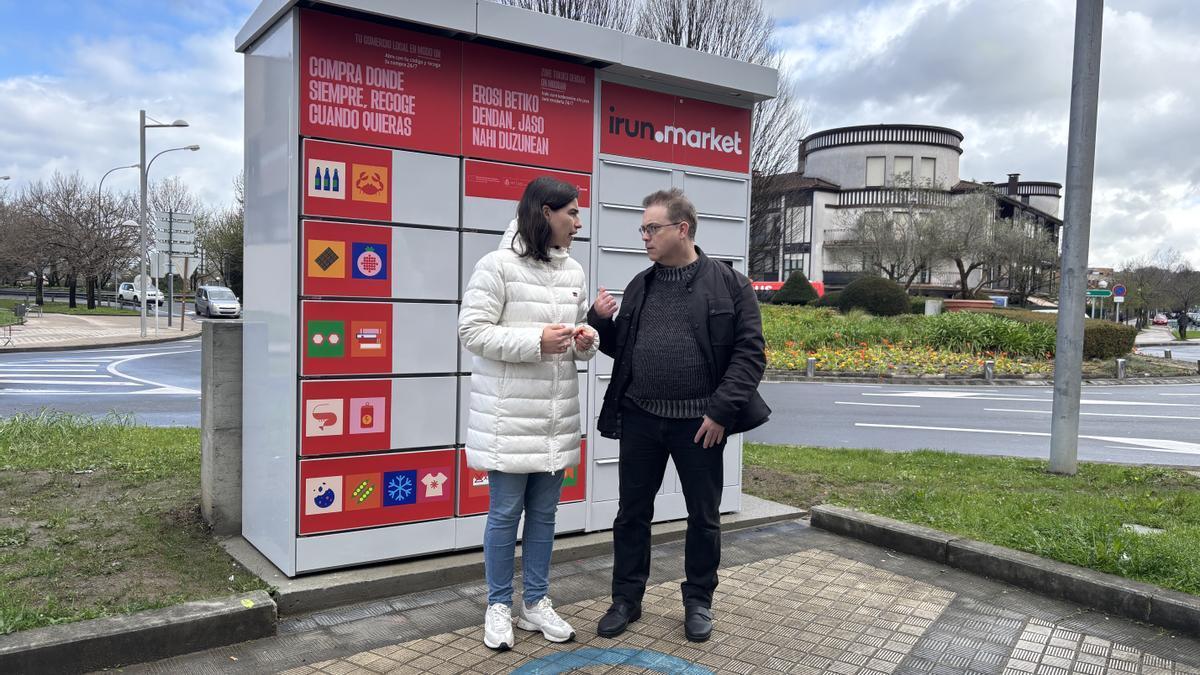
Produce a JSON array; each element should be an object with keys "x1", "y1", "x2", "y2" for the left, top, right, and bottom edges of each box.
[
  {"x1": 462, "y1": 196, "x2": 518, "y2": 234},
  {"x1": 298, "y1": 449, "x2": 456, "y2": 535},
  {"x1": 296, "y1": 518, "x2": 457, "y2": 573},
  {"x1": 390, "y1": 227, "x2": 460, "y2": 300},
  {"x1": 595, "y1": 248, "x2": 650, "y2": 294},
  {"x1": 391, "y1": 303, "x2": 460, "y2": 374},
  {"x1": 460, "y1": 231, "x2": 504, "y2": 292},
  {"x1": 723, "y1": 435, "x2": 743, "y2": 487},
  {"x1": 591, "y1": 458, "x2": 621, "y2": 502},
  {"x1": 695, "y1": 214, "x2": 747, "y2": 258},
  {"x1": 708, "y1": 255, "x2": 746, "y2": 275},
  {"x1": 595, "y1": 204, "x2": 647, "y2": 250},
  {"x1": 391, "y1": 150, "x2": 460, "y2": 228},
  {"x1": 598, "y1": 159, "x2": 672, "y2": 207},
  {"x1": 681, "y1": 171, "x2": 748, "y2": 218},
  {"x1": 390, "y1": 377, "x2": 457, "y2": 450},
  {"x1": 591, "y1": 425, "x2": 619, "y2": 460},
  {"x1": 458, "y1": 374, "x2": 470, "y2": 443}
]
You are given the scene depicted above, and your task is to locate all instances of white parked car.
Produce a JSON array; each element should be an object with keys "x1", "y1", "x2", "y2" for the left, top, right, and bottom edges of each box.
[
  {"x1": 117, "y1": 281, "x2": 162, "y2": 306},
  {"x1": 195, "y1": 285, "x2": 242, "y2": 318}
]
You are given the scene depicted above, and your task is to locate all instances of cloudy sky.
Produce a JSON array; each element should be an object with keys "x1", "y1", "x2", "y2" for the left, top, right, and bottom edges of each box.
[{"x1": 1, "y1": 0, "x2": 1196, "y2": 267}]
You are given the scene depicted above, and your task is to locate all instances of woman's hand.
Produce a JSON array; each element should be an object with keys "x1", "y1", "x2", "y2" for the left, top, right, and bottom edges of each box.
[
  {"x1": 540, "y1": 324, "x2": 575, "y2": 355},
  {"x1": 573, "y1": 325, "x2": 595, "y2": 352}
]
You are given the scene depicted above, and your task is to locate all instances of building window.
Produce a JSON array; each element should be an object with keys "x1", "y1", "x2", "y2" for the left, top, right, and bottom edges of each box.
[
  {"x1": 866, "y1": 157, "x2": 885, "y2": 187},
  {"x1": 919, "y1": 157, "x2": 936, "y2": 185},
  {"x1": 893, "y1": 156, "x2": 913, "y2": 185}
]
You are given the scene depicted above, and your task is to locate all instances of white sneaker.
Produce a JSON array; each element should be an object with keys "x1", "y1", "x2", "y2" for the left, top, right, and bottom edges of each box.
[
  {"x1": 517, "y1": 596, "x2": 576, "y2": 643},
  {"x1": 483, "y1": 603, "x2": 514, "y2": 650}
]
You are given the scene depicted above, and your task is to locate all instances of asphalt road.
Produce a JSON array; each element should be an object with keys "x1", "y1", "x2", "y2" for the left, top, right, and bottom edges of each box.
[
  {"x1": 747, "y1": 381, "x2": 1200, "y2": 467},
  {"x1": 5, "y1": 334, "x2": 1200, "y2": 467},
  {"x1": 1138, "y1": 344, "x2": 1200, "y2": 362},
  {"x1": 0, "y1": 338, "x2": 202, "y2": 426}
]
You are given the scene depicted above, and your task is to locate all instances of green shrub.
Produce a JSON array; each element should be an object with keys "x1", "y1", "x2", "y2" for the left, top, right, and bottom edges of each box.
[
  {"x1": 838, "y1": 276, "x2": 911, "y2": 316},
  {"x1": 923, "y1": 311, "x2": 1056, "y2": 357},
  {"x1": 771, "y1": 271, "x2": 818, "y2": 305},
  {"x1": 974, "y1": 309, "x2": 1138, "y2": 359},
  {"x1": 760, "y1": 305, "x2": 924, "y2": 352},
  {"x1": 815, "y1": 291, "x2": 841, "y2": 308}
]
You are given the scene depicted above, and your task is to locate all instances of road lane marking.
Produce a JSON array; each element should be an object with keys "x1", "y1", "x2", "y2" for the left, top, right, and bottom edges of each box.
[
  {"x1": 984, "y1": 408, "x2": 1200, "y2": 421},
  {"x1": 834, "y1": 401, "x2": 921, "y2": 408},
  {"x1": 0, "y1": 380, "x2": 139, "y2": 386},
  {"x1": 863, "y1": 391, "x2": 1198, "y2": 407},
  {"x1": 854, "y1": 423, "x2": 1200, "y2": 455},
  {"x1": 105, "y1": 350, "x2": 200, "y2": 395}
]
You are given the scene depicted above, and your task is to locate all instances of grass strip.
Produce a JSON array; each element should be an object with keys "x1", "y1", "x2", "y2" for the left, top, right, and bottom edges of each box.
[
  {"x1": 0, "y1": 411, "x2": 268, "y2": 635},
  {"x1": 745, "y1": 443, "x2": 1200, "y2": 596}
]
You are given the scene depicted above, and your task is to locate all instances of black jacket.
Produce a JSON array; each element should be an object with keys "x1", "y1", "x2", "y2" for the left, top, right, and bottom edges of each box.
[{"x1": 587, "y1": 247, "x2": 771, "y2": 439}]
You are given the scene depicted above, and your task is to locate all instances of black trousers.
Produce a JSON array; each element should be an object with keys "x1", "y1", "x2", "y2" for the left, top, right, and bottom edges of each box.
[{"x1": 611, "y1": 402, "x2": 725, "y2": 609}]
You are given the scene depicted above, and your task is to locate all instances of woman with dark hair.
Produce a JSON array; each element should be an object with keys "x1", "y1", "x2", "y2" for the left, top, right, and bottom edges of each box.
[{"x1": 459, "y1": 175, "x2": 598, "y2": 650}]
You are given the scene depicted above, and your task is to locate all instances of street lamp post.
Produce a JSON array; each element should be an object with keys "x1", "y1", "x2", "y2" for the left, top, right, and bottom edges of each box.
[
  {"x1": 139, "y1": 110, "x2": 192, "y2": 337},
  {"x1": 99, "y1": 164, "x2": 138, "y2": 307}
]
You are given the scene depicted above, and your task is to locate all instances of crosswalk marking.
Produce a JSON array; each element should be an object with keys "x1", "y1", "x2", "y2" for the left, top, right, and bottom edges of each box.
[{"x1": 0, "y1": 348, "x2": 199, "y2": 396}]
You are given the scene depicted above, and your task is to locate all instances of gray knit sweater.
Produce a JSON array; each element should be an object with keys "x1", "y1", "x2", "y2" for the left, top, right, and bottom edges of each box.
[{"x1": 625, "y1": 259, "x2": 713, "y2": 419}]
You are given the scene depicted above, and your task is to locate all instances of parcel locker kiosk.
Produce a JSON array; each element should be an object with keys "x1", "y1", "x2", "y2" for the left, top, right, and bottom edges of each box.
[{"x1": 238, "y1": 0, "x2": 776, "y2": 576}]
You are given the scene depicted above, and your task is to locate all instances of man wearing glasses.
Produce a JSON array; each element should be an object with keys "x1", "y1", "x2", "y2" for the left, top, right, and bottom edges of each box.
[{"x1": 587, "y1": 188, "x2": 770, "y2": 643}]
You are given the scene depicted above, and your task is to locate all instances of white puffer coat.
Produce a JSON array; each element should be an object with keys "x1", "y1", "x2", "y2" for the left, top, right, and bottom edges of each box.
[{"x1": 459, "y1": 221, "x2": 598, "y2": 474}]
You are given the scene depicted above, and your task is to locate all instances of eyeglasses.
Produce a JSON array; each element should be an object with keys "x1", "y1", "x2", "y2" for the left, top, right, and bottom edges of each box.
[{"x1": 638, "y1": 221, "x2": 683, "y2": 237}]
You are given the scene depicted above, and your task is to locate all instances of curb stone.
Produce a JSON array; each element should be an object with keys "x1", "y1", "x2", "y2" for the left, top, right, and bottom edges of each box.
[
  {"x1": 0, "y1": 590, "x2": 275, "y2": 674},
  {"x1": 811, "y1": 505, "x2": 1200, "y2": 637},
  {"x1": 0, "y1": 331, "x2": 201, "y2": 354},
  {"x1": 764, "y1": 370, "x2": 1200, "y2": 386},
  {"x1": 228, "y1": 495, "x2": 806, "y2": 617}
]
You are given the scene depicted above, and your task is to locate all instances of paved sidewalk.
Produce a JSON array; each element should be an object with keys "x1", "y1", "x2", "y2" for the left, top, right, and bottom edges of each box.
[
  {"x1": 1136, "y1": 326, "x2": 1200, "y2": 347},
  {"x1": 0, "y1": 312, "x2": 199, "y2": 350},
  {"x1": 124, "y1": 521, "x2": 1200, "y2": 675}
]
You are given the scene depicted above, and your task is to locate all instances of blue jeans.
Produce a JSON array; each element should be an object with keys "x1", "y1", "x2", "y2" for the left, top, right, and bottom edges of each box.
[{"x1": 484, "y1": 469, "x2": 564, "y2": 607}]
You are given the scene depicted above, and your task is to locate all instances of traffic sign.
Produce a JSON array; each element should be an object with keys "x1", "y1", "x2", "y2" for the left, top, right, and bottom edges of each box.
[
  {"x1": 1113, "y1": 296, "x2": 1125, "y2": 303},
  {"x1": 1112, "y1": 284, "x2": 1126, "y2": 297},
  {"x1": 1086, "y1": 289, "x2": 1111, "y2": 297}
]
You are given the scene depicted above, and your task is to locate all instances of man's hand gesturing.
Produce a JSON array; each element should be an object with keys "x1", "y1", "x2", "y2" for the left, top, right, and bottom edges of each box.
[{"x1": 593, "y1": 286, "x2": 618, "y2": 319}]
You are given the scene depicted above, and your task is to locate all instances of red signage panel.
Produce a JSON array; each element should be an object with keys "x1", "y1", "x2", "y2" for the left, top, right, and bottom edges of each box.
[
  {"x1": 456, "y1": 442, "x2": 586, "y2": 516},
  {"x1": 599, "y1": 82, "x2": 752, "y2": 174},
  {"x1": 299, "y1": 450, "x2": 455, "y2": 535},
  {"x1": 462, "y1": 43, "x2": 594, "y2": 173},
  {"x1": 302, "y1": 220, "x2": 391, "y2": 298},
  {"x1": 300, "y1": 379, "x2": 391, "y2": 457},
  {"x1": 301, "y1": 300, "x2": 392, "y2": 376},
  {"x1": 299, "y1": 9, "x2": 461, "y2": 154},
  {"x1": 303, "y1": 139, "x2": 393, "y2": 223},
  {"x1": 463, "y1": 160, "x2": 591, "y2": 208}
]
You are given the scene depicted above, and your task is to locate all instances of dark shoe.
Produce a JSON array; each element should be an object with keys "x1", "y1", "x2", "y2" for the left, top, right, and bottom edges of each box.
[
  {"x1": 684, "y1": 605, "x2": 713, "y2": 642},
  {"x1": 597, "y1": 603, "x2": 641, "y2": 638}
]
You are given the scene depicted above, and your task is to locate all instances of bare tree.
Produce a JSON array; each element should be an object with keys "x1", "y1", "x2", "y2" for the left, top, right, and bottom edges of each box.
[
  {"x1": 195, "y1": 173, "x2": 245, "y2": 297},
  {"x1": 936, "y1": 187, "x2": 1001, "y2": 299},
  {"x1": 832, "y1": 199, "x2": 941, "y2": 291},
  {"x1": 994, "y1": 214, "x2": 1059, "y2": 307},
  {"x1": 19, "y1": 173, "x2": 138, "y2": 308},
  {"x1": 494, "y1": 0, "x2": 637, "y2": 31},
  {"x1": 1117, "y1": 250, "x2": 1179, "y2": 327}
]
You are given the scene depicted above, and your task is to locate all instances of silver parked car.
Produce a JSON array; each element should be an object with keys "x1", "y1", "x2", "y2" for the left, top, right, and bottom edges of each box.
[{"x1": 195, "y1": 285, "x2": 242, "y2": 318}]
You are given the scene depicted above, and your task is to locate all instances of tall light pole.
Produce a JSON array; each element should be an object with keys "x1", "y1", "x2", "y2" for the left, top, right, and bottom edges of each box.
[
  {"x1": 1049, "y1": 0, "x2": 1104, "y2": 476},
  {"x1": 139, "y1": 110, "x2": 192, "y2": 337},
  {"x1": 98, "y1": 164, "x2": 138, "y2": 307}
]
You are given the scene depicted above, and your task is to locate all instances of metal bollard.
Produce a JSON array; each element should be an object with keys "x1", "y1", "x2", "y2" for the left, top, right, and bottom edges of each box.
[
  {"x1": 1116, "y1": 358, "x2": 1126, "y2": 379},
  {"x1": 983, "y1": 360, "x2": 995, "y2": 382},
  {"x1": 1196, "y1": 359, "x2": 1199, "y2": 375},
  {"x1": 806, "y1": 357, "x2": 816, "y2": 378},
  {"x1": 1164, "y1": 349, "x2": 1173, "y2": 360}
]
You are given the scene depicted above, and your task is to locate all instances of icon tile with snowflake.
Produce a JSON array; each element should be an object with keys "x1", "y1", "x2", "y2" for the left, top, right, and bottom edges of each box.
[{"x1": 383, "y1": 470, "x2": 418, "y2": 506}]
